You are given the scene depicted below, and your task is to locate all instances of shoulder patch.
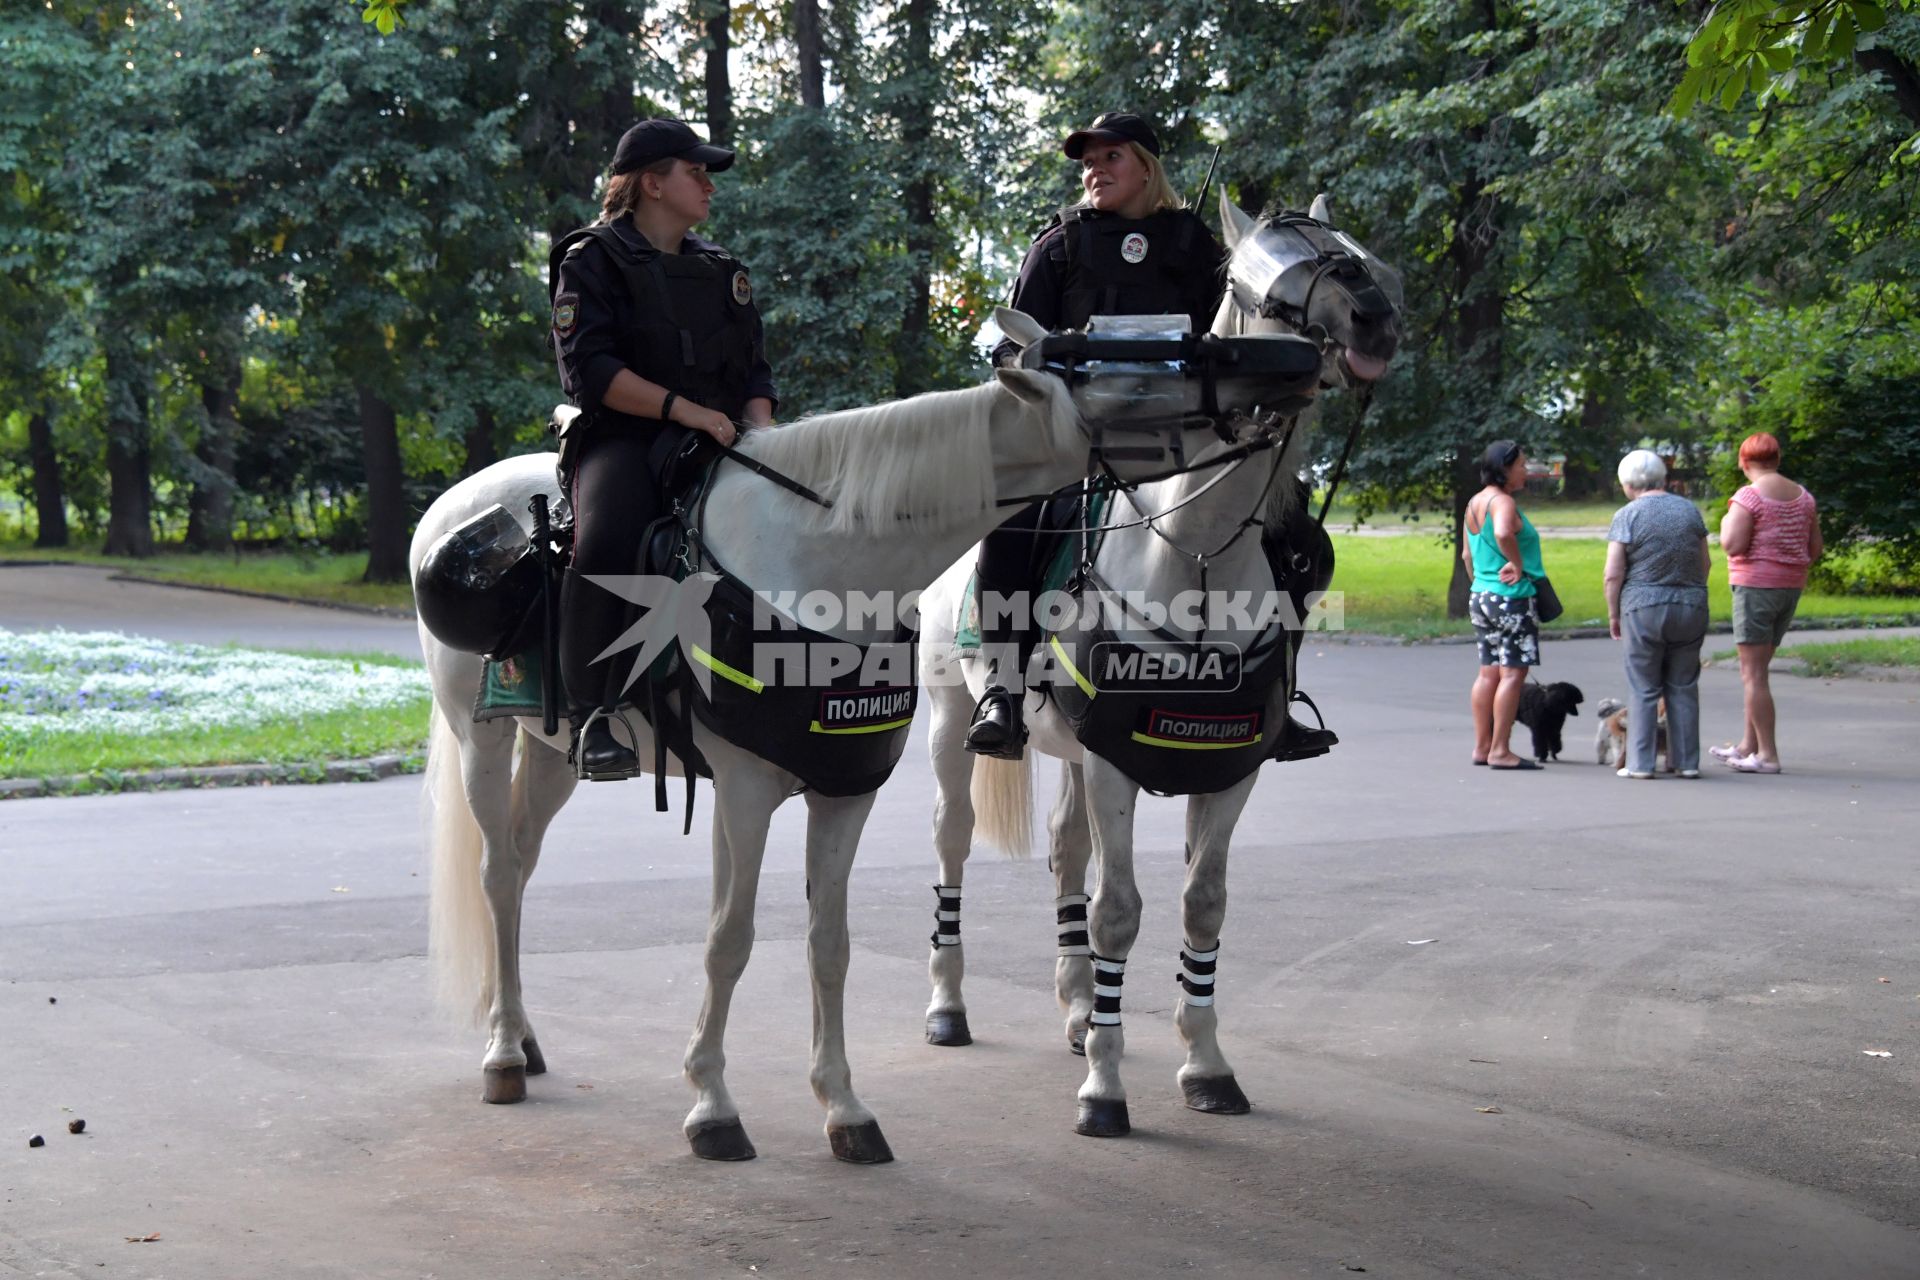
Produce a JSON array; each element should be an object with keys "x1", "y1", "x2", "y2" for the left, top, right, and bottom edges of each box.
[
  {"x1": 552, "y1": 292, "x2": 579, "y2": 337},
  {"x1": 731, "y1": 270, "x2": 752, "y2": 306}
]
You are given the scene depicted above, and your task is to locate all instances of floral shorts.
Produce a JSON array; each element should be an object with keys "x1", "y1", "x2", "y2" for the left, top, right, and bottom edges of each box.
[{"x1": 1469, "y1": 591, "x2": 1540, "y2": 668}]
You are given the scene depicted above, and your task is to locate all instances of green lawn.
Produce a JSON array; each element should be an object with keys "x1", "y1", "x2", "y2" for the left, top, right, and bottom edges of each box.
[
  {"x1": 1320, "y1": 496, "x2": 1709, "y2": 530},
  {"x1": 1329, "y1": 535, "x2": 1920, "y2": 638},
  {"x1": 3, "y1": 642, "x2": 431, "y2": 784},
  {"x1": 0, "y1": 544, "x2": 415, "y2": 611},
  {"x1": 1709, "y1": 635, "x2": 1920, "y2": 677}
]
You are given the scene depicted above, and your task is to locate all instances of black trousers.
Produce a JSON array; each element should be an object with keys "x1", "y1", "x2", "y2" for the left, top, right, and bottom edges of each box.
[{"x1": 560, "y1": 424, "x2": 668, "y2": 713}]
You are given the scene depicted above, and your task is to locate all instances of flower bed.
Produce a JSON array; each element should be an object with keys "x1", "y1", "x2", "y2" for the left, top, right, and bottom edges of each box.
[{"x1": 1, "y1": 629, "x2": 432, "y2": 784}]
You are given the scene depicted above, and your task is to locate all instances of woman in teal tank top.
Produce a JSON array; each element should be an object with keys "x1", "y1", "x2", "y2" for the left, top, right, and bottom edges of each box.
[{"x1": 1463, "y1": 440, "x2": 1546, "y2": 769}]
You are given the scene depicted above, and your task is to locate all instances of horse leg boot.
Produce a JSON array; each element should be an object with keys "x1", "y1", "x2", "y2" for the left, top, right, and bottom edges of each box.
[
  {"x1": 504, "y1": 735, "x2": 579, "y2": 1077},
  {"x1": 1048, "y1": 761, "x2": 1096, "y2": 1056},
  {"x1": 925, "y1": 677, "x2": 978, "y2": 1046},
  {"x1": 803, "y1": 790, "x2": 893, "y2": 1164},
  {"x1": 458, "y1": 719, "x2": 536, "y2": 1103},
  {"x1": 1174, "y1": 776, "x2": 1258, "y2": 1114},
  {"x1": 1076, "y1": 755, "x2": 1144, "y2": 1137},
  {"x1": 681, "y1": 750, "x2": 786, "y2": 1160}
]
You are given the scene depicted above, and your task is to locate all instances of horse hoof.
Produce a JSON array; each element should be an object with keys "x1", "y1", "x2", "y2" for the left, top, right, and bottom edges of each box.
[
  {"x1": 925, "y1": 1011, "x2": 973, "y2": 1046},
  {"x1": 521, "y1": 1037, "x2": 547, "y2": 1076},
  {"x1": 686, "y1": 1119, "x2": 757, "y2": 1162},
  {"x1": 1068, "y1": 1031, "x2": 1087, "y2": 1057},
  {"x1": 828, "y1": 1120, "x2": 895, "y2": 1165},
  {"x1": 1181, "y1": 1075, "x2": 1251, "y2": 1115},
  {"x1": 482, "y1": 1066, "x2": 527, "y2": 1104},
  {"x1": 1074, "y1": 1098, "x2": 1130, "y2": 1138}
]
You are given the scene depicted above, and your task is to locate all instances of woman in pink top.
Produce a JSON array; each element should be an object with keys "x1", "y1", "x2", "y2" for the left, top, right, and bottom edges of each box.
[{"x1": 1715, "y1": 433, "x2": 1822, "y2": 774}]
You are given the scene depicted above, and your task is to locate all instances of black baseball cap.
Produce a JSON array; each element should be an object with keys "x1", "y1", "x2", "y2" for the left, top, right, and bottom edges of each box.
[
  {"x1": 1067, "y1": 113, "x2": 1152, "y2": 161},
  {"x1": 1483, "y1": 440, "x2": 1525, "y2": 468},
  {"x1": 611, "y1": 119, "x2": 735, "y2": 176},
  {"x1": 1063, "y1": 112, "x2": 1161, "y2": 159}
]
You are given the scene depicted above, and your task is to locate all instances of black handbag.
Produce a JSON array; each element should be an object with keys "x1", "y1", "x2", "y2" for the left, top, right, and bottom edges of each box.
[{"x1": 1530, "y1": 574, "x2": 1564, "y2": 624}]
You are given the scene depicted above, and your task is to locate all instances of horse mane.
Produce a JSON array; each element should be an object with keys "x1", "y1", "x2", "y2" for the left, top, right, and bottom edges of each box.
[{"x1": 737, "y1": 374, "x2": 1080, "y2": 535}]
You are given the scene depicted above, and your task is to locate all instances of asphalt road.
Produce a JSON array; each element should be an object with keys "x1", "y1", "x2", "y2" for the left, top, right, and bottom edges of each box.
[{"x1": 4, "y1": 564, "x2": 1919, "y2": 1278}]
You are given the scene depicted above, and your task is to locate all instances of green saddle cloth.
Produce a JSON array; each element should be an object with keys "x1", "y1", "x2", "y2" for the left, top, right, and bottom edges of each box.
[{"x1": 955, "y1": 490, "x2": 1109, "y2": 650}]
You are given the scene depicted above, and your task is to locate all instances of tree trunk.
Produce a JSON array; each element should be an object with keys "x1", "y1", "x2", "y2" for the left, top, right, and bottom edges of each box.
[
  {"x1": 1446, "y1": 168, "x2": 1504, "y2": 620},
  {"x1": 26, "y1": 410, "x2": 68, "y2": 549},
  {"x1": 892, "y1": 0, "x2": 935, "y2": 398},
  {"x1": 704, "y1": 0, "x2": 732, "y2": 146},
  {"x1": 795, "y1": 0, "x2": 824, "y2": 109},
  {"x1": 540, "y1": 1, "x2": 643, "y2": 247},
  {"x1": 102, "y1": 335, "x2": 154, "y2": 558},
  {"x1": 1855, "y1": 48, "x2": 1920, "y2": 128},
  {"x1": 356, "y1": 384, "x2": 410, "y2": 583},
  {"x1": 1560, "y1": 381, "x2": 1607, "y2": 499},
  {"x1": 186, "y1": 354, "x2": 243, "y2": 552},
  {"x1": 464, "y1": 404, "x2": 499, "y2": 476}
]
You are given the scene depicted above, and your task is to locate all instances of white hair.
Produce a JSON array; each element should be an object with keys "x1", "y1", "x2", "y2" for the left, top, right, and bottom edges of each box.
[{"x1": 1617, "y1": 449, "x2": 1667, "y2": 491}]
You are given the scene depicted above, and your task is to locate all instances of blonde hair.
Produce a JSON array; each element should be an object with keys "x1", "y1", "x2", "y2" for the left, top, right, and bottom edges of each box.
[
  {"x1": 1070, "y1": 141, "x2": 1185, "y2": 214},
  {"x1": 597, "y1": 157, "x2": 677, "y2": 223}
]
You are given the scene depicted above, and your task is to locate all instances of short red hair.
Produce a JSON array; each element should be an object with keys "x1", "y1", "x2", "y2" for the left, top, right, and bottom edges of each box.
[{"x1": 1738, "y1": 432, "x2": 1781, "y2": 468}]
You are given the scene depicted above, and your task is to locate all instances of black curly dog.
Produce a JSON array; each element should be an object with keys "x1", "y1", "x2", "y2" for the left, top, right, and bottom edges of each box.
[{"x1": 1516, "y1": 680, "x2": 1584, "y2": 762}]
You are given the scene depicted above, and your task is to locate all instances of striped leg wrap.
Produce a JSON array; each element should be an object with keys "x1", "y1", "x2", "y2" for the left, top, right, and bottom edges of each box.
[
  {"x1": 1055, "y1": 893, "x2": 1091, "y2": 957},
  {"x1": 1090, "y1": 954, "x2": 1126, "y2": 1026},
  {"x1": 930, "y1": 884, "x2": 962, "y2": 948},
  {"x1": 1178, "y1": 942, "x2": 1219, "y2": 1007}
]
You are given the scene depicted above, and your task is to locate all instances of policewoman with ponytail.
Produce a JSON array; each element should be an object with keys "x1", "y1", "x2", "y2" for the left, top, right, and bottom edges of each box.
[{"x1": 549, "y1": 118, "x2": 777, "y2": 777}]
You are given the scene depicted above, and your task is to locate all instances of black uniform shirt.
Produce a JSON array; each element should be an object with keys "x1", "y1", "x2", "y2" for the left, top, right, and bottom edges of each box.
[
  {"x1": 552, "y1": 216, "x2": 778, "y2": 414},
  {"x1": 991, "y1": 207, "x2": 1227, "y2": 366}
]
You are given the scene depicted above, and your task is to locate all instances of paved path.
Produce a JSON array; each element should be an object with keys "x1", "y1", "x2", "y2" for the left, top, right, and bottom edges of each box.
[{"x1": 4, "y1": 569, "x2": 1920, "y2": 1278}]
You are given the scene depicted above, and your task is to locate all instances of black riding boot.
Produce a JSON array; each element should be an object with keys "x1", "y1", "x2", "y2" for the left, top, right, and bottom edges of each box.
[
  {"x1": 561, "y1": 563, "x2": 642, "y2": 781},
  {"x1": 965, "y1": 584, "x2": 1031, "y2": 760},
  {"x1": 1265, "y1": 495, "x2": 1339, "y2": 763}
]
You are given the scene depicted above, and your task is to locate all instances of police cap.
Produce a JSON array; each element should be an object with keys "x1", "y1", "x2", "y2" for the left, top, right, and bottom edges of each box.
[
  {"x1": 612, "y1": 118, "x2": 736, "y2": 175},
  {"x1": 1063, "y1": 112, "x2": 1161, "y2": 159}
]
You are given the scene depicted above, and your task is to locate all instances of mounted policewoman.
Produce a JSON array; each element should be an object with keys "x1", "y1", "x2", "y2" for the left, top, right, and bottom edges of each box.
[
  {"x1": 547, "y1": 118, "x2": 777, "y2": 777},
  {"x1": 967, "y1": 113, "x2": 1336, "y2": 766}
]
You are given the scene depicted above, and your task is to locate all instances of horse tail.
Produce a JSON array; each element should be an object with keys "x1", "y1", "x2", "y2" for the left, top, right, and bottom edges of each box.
[
  {"x1": 424, "y1": 703, "x2": 496, "y2": 1027},
  {"x1": 969, "y1": 751, "x2": 1034, "y2": 860}
]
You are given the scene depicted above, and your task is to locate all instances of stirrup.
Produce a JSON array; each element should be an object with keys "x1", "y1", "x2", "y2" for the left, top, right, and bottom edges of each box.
[
  {"x1": 1270, "y1": 690, "x2": 1338, "y2": 764},
  {"x1": 964, "y1": 684, "x2": 1027, "y2": 761},
  {"x1": 569, "y1": 706, "x2": 643, "y2": 782}
]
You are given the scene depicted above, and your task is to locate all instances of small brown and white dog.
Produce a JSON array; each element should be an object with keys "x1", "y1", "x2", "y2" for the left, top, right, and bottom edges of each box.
[{"x1": 1594, "y1": 697, "x2": 1668, "y2": 770}]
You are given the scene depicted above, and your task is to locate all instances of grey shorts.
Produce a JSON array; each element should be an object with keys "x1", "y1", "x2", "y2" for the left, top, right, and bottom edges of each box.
[
  {"x1": 1732, "y1": 585, "x2": 1801, "y2": 646},
  {"x1": 1469, "y1": 591, "x2": 1541, "y2": 668}
]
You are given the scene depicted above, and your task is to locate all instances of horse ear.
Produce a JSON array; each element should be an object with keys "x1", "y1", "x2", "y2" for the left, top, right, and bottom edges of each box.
[
  {"x1": 994, "y1": 306, "x2": 1049, "y2": 349},
  {"x1": 1309, "y1": 192, "x2": 1333, "y2": 223},
  {"x1": 1219, "y1": 190, "x2": 1254, "y2": 250},
  {"x1": 994, "y1": 366, "x2": 1055, "y2": 405}
]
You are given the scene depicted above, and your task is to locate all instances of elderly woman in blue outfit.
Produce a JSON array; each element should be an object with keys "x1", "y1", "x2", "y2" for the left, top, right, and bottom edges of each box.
[{"x1": 1463, "y1": 440, "x2": 1545, "y2": 770}]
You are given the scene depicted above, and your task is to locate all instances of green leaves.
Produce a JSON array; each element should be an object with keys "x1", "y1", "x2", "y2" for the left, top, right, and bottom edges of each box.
[
  {"x1": 358, "y1": 0, "x2": 405, "y2": 36},
  {"x1": 1671, "y1": 0, "x2": 1916, "y2": 116}
]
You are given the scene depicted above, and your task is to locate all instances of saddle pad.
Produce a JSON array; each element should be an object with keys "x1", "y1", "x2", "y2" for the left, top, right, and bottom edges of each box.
[
  {"x1": 473, "y1": 649, "x2": 556, "y2": 722},
  {"x1": 955, "y1": 489, "x2": 1110, "y2": 651}
]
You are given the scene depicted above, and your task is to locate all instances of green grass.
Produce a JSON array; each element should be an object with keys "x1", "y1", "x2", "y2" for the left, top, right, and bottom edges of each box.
[
  {"x1": 1320, "y1": 495, "x2": 1711, "y2": 530},
  {"x1": 0, "y1": 543, "x2": 414, "y2": 611},
  {"x1": 13, "y1": 697, "x2": 432, "y2": 781},
  {"x1": 5, "y1": 647, "x2": 431, "y2": 781},
  {"x1": 1330, "y1": 535, "x2": 1920, "y2": 638},
  {"x1": 1708, "y1": 635, "x2": 1920, "y2": 677}
]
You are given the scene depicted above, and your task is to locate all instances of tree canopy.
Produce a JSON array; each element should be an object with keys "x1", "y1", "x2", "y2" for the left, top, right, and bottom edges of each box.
[{"x1": 3, "y1": 0, "x2": 1914, "y2": 596}]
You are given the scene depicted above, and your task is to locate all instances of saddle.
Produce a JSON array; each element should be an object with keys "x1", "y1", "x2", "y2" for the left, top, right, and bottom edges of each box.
[{"x1": 478, "y1": 408, "x2": 917, "y2": 827}]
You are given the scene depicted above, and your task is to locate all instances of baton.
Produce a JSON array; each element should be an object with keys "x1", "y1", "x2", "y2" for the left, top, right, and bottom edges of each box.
[
  {"x1": 528, "y1": 493, "x2": 560, "y2": 738},
  {"x1": 1191, "y1": 145, "x2": 1222, "y2": 215}
]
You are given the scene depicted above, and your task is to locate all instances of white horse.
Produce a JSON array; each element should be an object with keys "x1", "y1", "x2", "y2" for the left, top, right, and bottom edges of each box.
[
  {"x1": 414, "y1": 364, "x2": 1183, "y2": 1163},
  {"x1": 919, "y1": 193, "x2": 1400, "y2": 1137}
]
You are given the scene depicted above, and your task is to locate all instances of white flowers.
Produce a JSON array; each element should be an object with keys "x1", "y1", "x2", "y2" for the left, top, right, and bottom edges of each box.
[{"x1": 0, "y1": 628, "x2": 430, "y2": 742}]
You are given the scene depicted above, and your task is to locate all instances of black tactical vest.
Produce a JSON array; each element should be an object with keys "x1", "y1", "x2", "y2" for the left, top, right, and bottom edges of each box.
[
  {"x1": 549, "y1": 223, "x2": 757, "y2": 422},
  {"x1": 1057, "y1": 208, "x2": 1215, "y2": 332}
]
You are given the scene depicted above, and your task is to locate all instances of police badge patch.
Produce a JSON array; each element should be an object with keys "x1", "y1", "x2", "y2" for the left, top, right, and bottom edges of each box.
[
  {"x1": 551, "y1": 293, "x2": 579, "y2": 336},
  {"x1": 731, "y1": 270, "x2": 752, "y2": 305},
  {"x1": 1121, "y1": 232, "x2": 1148, "y2": 264}
]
